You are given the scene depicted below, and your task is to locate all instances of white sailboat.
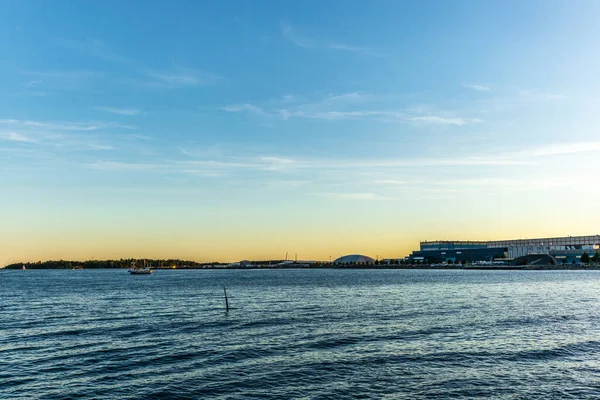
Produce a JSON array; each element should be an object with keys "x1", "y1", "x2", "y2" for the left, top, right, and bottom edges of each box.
[{"x1": 128, "y1": 260, "x2": 152, "y2": 275}]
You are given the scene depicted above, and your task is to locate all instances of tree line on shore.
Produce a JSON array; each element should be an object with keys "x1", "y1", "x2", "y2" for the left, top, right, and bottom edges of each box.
[
  {"x1": 4, "y1": 259, "x2": 225, "y2": 269},
  {"x1": 8, "y1": 253, "x2": 598, "y2": 269},
  {"x1": 579, "y1": 251, "x2": 600, "y2": 264},
  {"x1": 5, "y1": 258, "x2": 410, "y2": 269}
]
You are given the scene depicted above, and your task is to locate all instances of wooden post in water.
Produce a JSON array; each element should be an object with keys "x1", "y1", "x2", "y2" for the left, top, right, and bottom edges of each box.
[{"x1": 223, "y1": 286, "x2": 229, "y2": 312}]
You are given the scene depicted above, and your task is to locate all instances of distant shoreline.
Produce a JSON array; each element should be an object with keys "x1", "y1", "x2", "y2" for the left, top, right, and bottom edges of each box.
[
  {"x1": 8, "y1": 257, "x2": 600, "y2": 271},
  {"x1": 5, "y1": 265, "x2": 600, "y2": 271}
]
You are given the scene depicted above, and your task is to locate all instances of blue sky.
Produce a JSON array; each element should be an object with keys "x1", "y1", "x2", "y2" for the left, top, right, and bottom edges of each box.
[{"x1": 2, "y1": 0, "x2": 600, "y2": 264}]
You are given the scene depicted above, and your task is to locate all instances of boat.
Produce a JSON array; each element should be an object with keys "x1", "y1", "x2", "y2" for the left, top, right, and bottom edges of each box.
[
  {"x1": 72, "y1": 265, "x2": 83, "y2": 270},
  {"x1": 128, "y1": 260, "x2": 153, "y2": 275},
  {"x1": 129, "y1": 268, "x2": 152, "y2": 275},
  {"x1": 22, "y1": 265, "x2": 26, "y2": 270}
]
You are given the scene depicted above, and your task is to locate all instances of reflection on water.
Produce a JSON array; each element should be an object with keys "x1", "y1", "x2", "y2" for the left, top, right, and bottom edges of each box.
[{"x1": 2, "y1": 269, "x2": 600, "y2": 399}]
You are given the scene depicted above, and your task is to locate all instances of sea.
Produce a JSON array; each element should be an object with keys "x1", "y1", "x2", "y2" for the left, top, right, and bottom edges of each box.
[{"x1": 2, "y1": 268, "x2": 600, "y2": 399}]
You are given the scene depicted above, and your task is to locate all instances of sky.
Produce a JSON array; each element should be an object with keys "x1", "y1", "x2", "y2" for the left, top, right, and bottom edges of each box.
[{"x1": 1, "y1": 0, "x2": 600, "y2": 266}]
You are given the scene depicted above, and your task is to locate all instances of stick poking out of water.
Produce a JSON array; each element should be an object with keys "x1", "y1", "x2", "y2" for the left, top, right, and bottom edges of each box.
[{"x1": 223, "y1": 286, "x2": 229, "y2": 312}]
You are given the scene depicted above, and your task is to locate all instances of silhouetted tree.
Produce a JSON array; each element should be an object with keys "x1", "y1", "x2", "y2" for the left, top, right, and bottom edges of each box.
[{"x1": 581, "y1": 252, "x2": 590, "y2": 264}]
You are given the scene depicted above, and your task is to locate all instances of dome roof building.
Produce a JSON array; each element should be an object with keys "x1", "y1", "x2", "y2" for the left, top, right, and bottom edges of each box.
[{"x1": 333, "y1": 254, "x2": 375, "y2": 264}]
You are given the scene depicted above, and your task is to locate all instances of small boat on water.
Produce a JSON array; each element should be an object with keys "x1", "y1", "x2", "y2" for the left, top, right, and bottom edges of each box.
[
  {"x1": 22, "y1": 265, "x2": 26, "y2": 270},
  {"x1": 129, "y1": 268, "x2": 152, "y2": 275},
  {"x1": 128, "y1": 260, "x2": 152, "y2": 275}
]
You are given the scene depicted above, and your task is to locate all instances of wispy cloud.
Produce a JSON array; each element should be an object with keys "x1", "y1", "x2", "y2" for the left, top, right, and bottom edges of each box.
[
  {"x1": 323, "y1": 92, "x2": 377, "y2": 103},
  {"x1": 259, "y1": 140, "x2": 600, "y2": 169},
  {"x1": 462, "y1": 83, "x2": 491, "y2": 92},
  {"x1": 314, "y1": 192, "x2": 390, "y2": 200},
  {"x1": 87, "y1": 160, "x2": 248, "y2": 175},
  {"x1": 405, "y1": 115, "x2": 483, "y2": 126},
  {"x1": 179, "y1": 144, "x2": 224, "y2": 158},
  {"x1": 0, "y1": 119, "x2": 100, "y2": 131},
  {"x1": 281, "y1": 23, "x2": 315, "y2": 48},
  {"x1": 475, "y1": 87, "x2": 570, "y2": 113},
  {"x1": 275, "y1": 92, "x2": 382, "y2": 118},
  {"x1": 178, "y1": 170, "x2": 224, "y2": 177},
  {"x1": 264, "y1": 179, "x2": 311, "y2": 187},
  {"x1": 517, "y1": 89, "x2": 568, "y2": 101},
  {"x1": 6, "y1": 133, "x2": 586, "y2": 207},
  {"x1": 88, "y1": 151, "x2": 525, "y2": 177},
  {"x1": 221, "y1": 92, "x2": 482, "y2": 125},
  {"x1": 53, "y1": 37, "x2": 134, "y2": 66},
  {"x1": 301, "y1": 141, "x2": 600, "y2": 169},
  {"x1": 259, "y1": 156, "x2": 296, "y2": 170},
  {"x1": 88, "y1": 161, "x2": 157, "y2": 170},
  {"x1": 0, "y1": 132, "x2": 37, "y2": 143},
  {"x1": 87, "y1": 157, "x2": 286, "y2": 173},
  {"x1": 372, "y1": 179, "x2": 409, "y2": 185},
  {"x1": 0, "y1": 117, "x2": 132, "y2": 154},
  {"x1": 144, "y1": 67, "x2": 223, "y2": 88},
  {"x1": 274, "y1": 107, "x2": 482, "y2": 125},
  {"x1": 281, "y1": 22, "x2": 383, "y2": 56},
  {"x1": 312, "y1": 156, "x2": 529, "y2": 168},
  {"x1": 23, "y1": 70, "x2": 104, "y2": 80},
  {"x1": 0, "y1": 118, "x2": 135, "y2": 132},
  {"x1": 73, "y1": 139, "x2": 600, "y2": 203},
  {"x1": 328, "y1": 43, "x2": 370, "y2": 52},
  {"x1": 221, "y1": 104, "x2": 268, "y2": 116},
  {"x1": 93, "y1": 106, "x2": 145, "y2": 116},
  {"x1": 18, "y1": 70, "x2": 104, "y2": 93},
  {"x1": 84, "y1": 143, "x2": 114, "y2": 150},
  {"x1": 528, "y1": 141, "x2": 600, "y2": 157},
  {"x1": 82, "y1": 140, "x2": 600, "y2": 178},
  {"x1": 52, "y1": 37, "x2": 223, "y2": 89},
  {"x1": 0, "y1": 129, "x2": 113, "y2": 152},
  {"x1": 24, "y1": 80, "x2": 42, "y2": 88},
  {"x1": 279, "y1": 109, "x2": 388, "y2": 120},
  {"x1": 127, "y1": 134, "x2": 153, "y2": 141},
  {"x1": 435, "y1": 177, "x2": 567, "y2": 190}
]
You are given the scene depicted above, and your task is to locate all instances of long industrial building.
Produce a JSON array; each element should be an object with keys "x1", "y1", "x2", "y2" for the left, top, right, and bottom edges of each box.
[{"x1": 409, "y1": 235, "x2": 600, "y2": 264}]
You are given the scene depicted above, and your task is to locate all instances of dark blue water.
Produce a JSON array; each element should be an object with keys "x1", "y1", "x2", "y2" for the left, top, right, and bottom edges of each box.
[{"x1": 2, "y1": 269, "x2": 600, "y2": 399}]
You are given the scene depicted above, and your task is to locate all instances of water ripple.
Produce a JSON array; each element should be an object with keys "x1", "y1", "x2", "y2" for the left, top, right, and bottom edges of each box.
[{"x1": 3, "y1": 269, "x2": 600, "y2": 399}]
